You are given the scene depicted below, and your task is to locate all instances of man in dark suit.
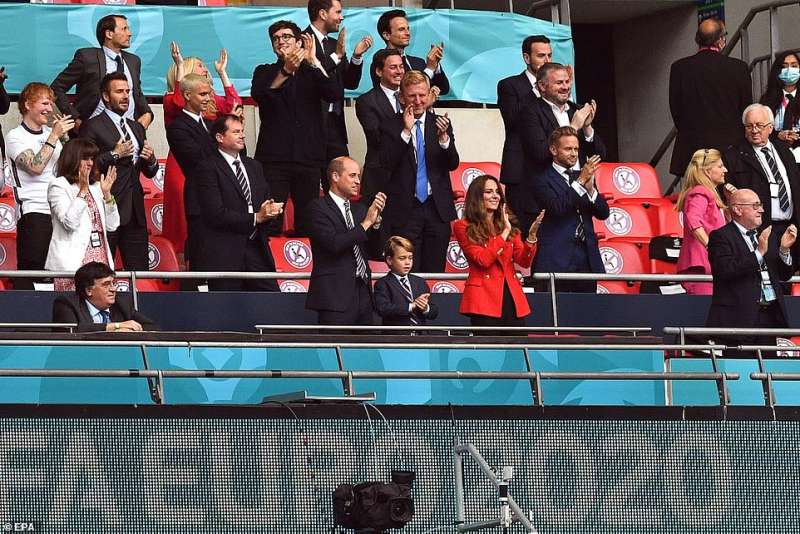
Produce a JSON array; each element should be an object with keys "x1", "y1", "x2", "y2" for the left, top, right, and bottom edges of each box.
[
  {"x1": 381, "y1": 71, "x2": 459, "y2": 273},
  {"x1": 355, "y1": 49, "x2": 405, "y2": 205},
  {"x1": 373, "y1": 9, "x2": 449, "y2": 95},
  {"x1": 81, "y1": 73, "x2": 159, "y2": 271},
  {"x1": 373, "y1": 236, "x2": 438, "y2": 327},
  {"x1": 251, "y1": 20, "x2": 342, "y2": 237},
  {"x1": 191, "y1": 114, "x2": 282, "y2": 291},
  {"x1": 0, "y1": 67, "x2": 9, "y2": 161},
  {"x1": 669, "y1": 17, "x2": 751, "y2": 178},
  {"x1": 532, "y1": 126, "x2": 609, "y2": 293},
  {"x1": 498, "y1": 35, "x2": 552, "y2": 222},
  {"x1": 706, "y1": 188, "x2": 796, "y2": 355},
  {"x1": 51, "y1": 14, "x2": 153, "y2": 134},
  {"x1": 165, "y1": 74, "x2": 217, "y2": 264},
  {"x1": 52, "y1": 261, "x2": 158, "y2": 332},
  {"x1": 724, "y1": 103, "x2": 800, "y2": 261},
  {"x1": 304, "y1": 0, "x2": 372, "y2": 161},
  {"x1": 518, "y1": 62, "x2": 605, "y2": 233},
  {"x1": 306, "y1": 157, "x2": 385, "y2": 325}
]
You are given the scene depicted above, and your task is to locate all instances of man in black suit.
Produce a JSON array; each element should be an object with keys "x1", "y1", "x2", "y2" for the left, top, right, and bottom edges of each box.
[
  {"x1": 706, "y1": 188, "x2": 796, "y2": 355},
  {"x1": 498, "y1": 36, "x2": 552, "y2": 222},
  {"x1": 52, "y1": 261, "x2": 158, "y2": 332},
  {"x1": 252, "y1": 21, "x2": 342, "y2": 237},
  {"x1": 381, "y1": 71, "x2": 459, "y2": 273},
  {"x1": 669, "y1": 17, "x2": 751, "y2": 178},
  {"x1": 191, "y1": 114, "x2": 282, "y2": 291},
  {"x1": 81, "y1": 73, "x2": 159, "y2": 271},
  {"x1": 355, "y1": 49, "x2": 405, "y2": 205},
  {"x1": 532, "y1": 127, "x2": 609, "y2": 293},
  {"x1": 306, "y1": 157, "x2": 385, "y2": 325},
  {"x1": 373, "y1": 9, "x2": 449, "y2": 95},
  {"x1": 51, "y1": 14, "x2": 153, "y2": 134},
  {"x1": 518, "y1": 62, "x2": 605, "y2": 229},
  {"x1": 304, "y1": 0, "x2": 372, "y2": 161},
  {"x1": 724, "y1": 103, "x2": 800, "y2": 260},
  {"x1": 165, "y1": 73, "x2": 217, "y2": 264}
]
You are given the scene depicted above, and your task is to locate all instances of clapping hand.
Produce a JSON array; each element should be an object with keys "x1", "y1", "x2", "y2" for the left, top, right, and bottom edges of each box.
[
  {"x1": 781, "y1": 224, "x2": 798, "y2": 251},
  {"x1": 353, "y1": 35, "x2": 373, "y2": 59},
  {"x1": 112, "y1": 136, "x2": 135, "y2": 159},
  {"x1": 50, "y1": 113, "x2": 75, "y2": 139},
  {"x1": 140, "y1": 140, "x2": 155, "y2": 162},
  {"x1": 402, "y1": 103, "x2": 416, "y2": 134},
  {"x1": 528, "y1": 210, "x2": 545, "y2": 243},
  {"x1": 364, "y1": 192, "x2": 386, "y2": 228},
  {"x1": 578, "y1": 155, "x2": 602, "y2": 193},
  {"x1": 570, "y1": 103, "x2": 593, "y2": 130},
  {"x1": 758, "y1": 225, "x2": 772, "y2": 256},
  {"x1": 100, "y1": 166, "x2": 117, "y2": 200},
  {"x1": 435, "y1": 113, "x2": 450, "y2": 143},
  {"x1": 426, "y1": 42, "x2": 444, "y2": 70},
  {"x1": 335, "y1": 27, "x2": 346, "y2": 60},
  {"x1": 301, "y1": 33, "x2": 317, "y2": 65},
  {"x1": 413, "y1": 293, "x2": 430, "y2": 312}
]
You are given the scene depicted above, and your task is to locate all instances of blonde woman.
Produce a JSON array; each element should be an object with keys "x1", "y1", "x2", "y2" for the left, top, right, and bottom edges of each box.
[
  {"x1": 675, "y1": 148, "x2": 728, "y2": 294},
  {"x1": 162, "y1": 42, "x2": 241, "y2": 259}
]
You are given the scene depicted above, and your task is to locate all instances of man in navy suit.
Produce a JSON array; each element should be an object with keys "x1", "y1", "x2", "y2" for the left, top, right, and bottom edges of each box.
[
  {"x1": 191, "y1": 114, "x2": 282, "y2": 291},
  {"x1": 532, "y1": 126, "x2": 609, "y2": 293},
  {"x1": 519, "y1": 62, "x2": 606, "y2": 227},
  {"x1": 381, "y1": 70, "x2": 459, "y2": 273},
  {"x1": 706, "y1": 188, "x2": 796, "y2": 354},
  {"x1": 355, "y1": 49, "x2": 405, "y2": 206},
  {"x1": 306, "y1": 157, "x2": 386, "y2": 325},
  {"x1": 497, "y1": 35, "x2": 552, "y2": 224},
  {"x1": 374, "y1": 236, "x2": 438, "y2": 327},
  {"x1": 51, "y1": 14, "x2": 153, "y2": 133},
  {"x1": 304, "y1": 0, "x2": 372, "y2": 161},
  {"x1": 372, "y1": 9, "x2": 449, "y2": 95},
  {"x1": 81, "y1": 73, "x2": 159, "y2": 271}
]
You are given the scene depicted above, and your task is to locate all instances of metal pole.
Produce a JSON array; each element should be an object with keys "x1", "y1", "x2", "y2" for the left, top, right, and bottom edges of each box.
[
  {"x1": 130, "y1": 270, "x2": 139, "y2": 311},
  {"x1": 549, "y1": 273, "x2": 558, "y2": 327},
  {"x1": 769, "y1": 6, "x2": 780, "y2": 68}
]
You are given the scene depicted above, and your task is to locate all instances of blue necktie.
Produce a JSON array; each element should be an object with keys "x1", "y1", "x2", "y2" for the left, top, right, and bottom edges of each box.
[
  {"x1": 415, "y1": 120, "x2": 429, "y2": 203},
  {"x1": 100, "y1": 310, "x2": 111, "y2": 324}
]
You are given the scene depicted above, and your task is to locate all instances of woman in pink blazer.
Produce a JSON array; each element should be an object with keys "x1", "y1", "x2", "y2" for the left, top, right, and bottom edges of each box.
[{"x1": 675, "y1": 148, "x2": 728, "y2": 294}]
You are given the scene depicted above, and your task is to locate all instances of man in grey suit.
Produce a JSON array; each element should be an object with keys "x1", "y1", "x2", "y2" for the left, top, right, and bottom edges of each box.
[{"x1": 51, "y1": 13, "x2": 153, "y2": 134}]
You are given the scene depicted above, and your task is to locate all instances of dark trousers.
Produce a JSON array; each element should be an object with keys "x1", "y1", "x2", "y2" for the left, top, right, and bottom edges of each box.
[
  {"x1": 720, "y1": 301, "x2": 787, "y2": 357},
  {"x1": 15, "y1": 212, "x2": 52, "y2": 289},
  {"x1": 325, "y1": 111, "x2": 349, "y2": 161},
  {"x1": 469, "y1": 281, "x2": 524, "y2": 335},
  {"x1": 317, "y1": 278, "x2": 374, "y2": 326},
  {"x1": 534, "y1": 240, "x2": 597, "y2": 293},
  {"x1": 206, "y1": 238, "x2": 280, "y2": 292},
  {"x1": 261, "y1": 161, "x2": 321, "y2": 237},
  {"x1": 392, "y1": 199, "x2": 450, "y2": 273},
  {"x1": 108, "y1": 219, "x2": 149, "y2": 271}
]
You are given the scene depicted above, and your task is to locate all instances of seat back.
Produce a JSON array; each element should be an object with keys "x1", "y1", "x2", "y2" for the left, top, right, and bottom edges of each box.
[
  {"x1": 269, "y1": 237, "x2": 314, "y2": 272},
  {"x1": 598, "y1": 240, "x2": 649, "y2": 275},
  {"x1": 427, "y1": 279, "x2": 465, "y2": 293},
  {"x1": 444, "y1": 240, "x2": 469, "y2": 273},
  {"x1": 595, "y1": 203, "x2": 660, "y2": 241},
  {"x1": 144, "y1": 197, "x2": 164, "y2": 236},
  {"x1": 0, "y1": 236, "x2": 16, "y2": 270},
  {"x1": 0, "y1": 196, "x2": 17, "y2": 235},
  {"x1": 449, "y1": 162, "x2": 501, "y2": 198},
  {"x1": 595, "y1": 162, "x2": 662, "y2": 200}
]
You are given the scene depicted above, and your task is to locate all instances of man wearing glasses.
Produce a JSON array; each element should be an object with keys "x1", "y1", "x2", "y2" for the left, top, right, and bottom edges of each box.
[
  {"x1": 724, "y1": 103, "x2": 800, "y2": 259},
  {"x1": 251, "y1": 20, "x2": 342, "y2": 237},
  {"x1": 706, "y1": 188, "x2": 796, "y2": 355},
  {"x1": 668, "y1": 17, "x2": 751, "y2": 180},
  {"x1": 52, "y1": 261, "x2": 158, "y2": 332}
]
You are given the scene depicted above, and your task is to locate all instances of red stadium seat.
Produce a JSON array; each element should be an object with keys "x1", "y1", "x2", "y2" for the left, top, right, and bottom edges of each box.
[
  {"x1": 595, "y1": 203, "x2": 660, "y2": 242},
  {"x1": 598, "y1": 240, "x2": 649, "y2": 275},
  {"x1": 282, "y1": 197, "x2": 295, "y2": 236},
  {"x1": 449, "y1": 162, "x2": 501, "y2": 199},
  {"x1": 427, "y1": 279, "x2": 465, "y2": 293},
  {"x1": 144, "y1": 197, "x2": 163, "y2": 236},
  {"x1": 0, "y1": 196, "x2": 16, "y2": 235},
  {"x1": 369, "y1": 260, "x2": 390, "y2": 274},
  {"x1": 270, "y1": 237, "x2": 313, "y2": 272},
  {"x1": 115, "y1": 278, "x2": 176, "y2": 292},
  {"x1": 140, "y1": 159, "x2": 166, "y2": 198},
  {"x1": 656, "y1": 201, "x2": 684, "y2": 237},
  {"x1": 595, "y1": 163, "x2": 662, "y2": 200},
  {"x1": 596, "y1": 281, "x2": 641, "y2": 294},
  {"x1": 0, "y1": 236, "x2": 16, "y2": 270},
  {"x1": 148, "y1": 236, "x2": 179, "y2": 271},
  {"x1": 777, "y1": 337, "x2": 800, "y2": 358},
  {"x1": 278, "y1": 279, "x2": 309, "y2": 293},
  {"x1": 444, "y1": 240, "x2": 469, "y2": 273}
]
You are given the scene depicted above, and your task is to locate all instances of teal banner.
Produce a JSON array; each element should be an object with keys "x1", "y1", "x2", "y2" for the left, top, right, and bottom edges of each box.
[{"x1": 0, "y1": 4, "x2": 573, "y2": 102}]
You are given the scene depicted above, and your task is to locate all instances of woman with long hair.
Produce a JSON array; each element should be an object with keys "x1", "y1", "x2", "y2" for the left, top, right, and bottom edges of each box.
[
  {"x1": 162, "y1": 42, "x2": 241, "y2": 263},
  {"x1": 675, "y1": 148, "x2": 728, "y2": 295},
  {"x1": 453, "y1": 175, "x2": 544, "y2": 329},
  {"x1": 760, "y1": 49, "x2": 800, "y2": 155},
  {"x1": 46, "y1": 138, "x2": 118, "y2": 292}
]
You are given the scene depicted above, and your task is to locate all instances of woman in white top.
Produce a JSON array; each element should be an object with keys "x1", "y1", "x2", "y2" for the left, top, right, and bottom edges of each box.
[
  {"x1": 46, "y1": 138, "x2": 118, "y2": 292},
  {"x1": 5, "y1": 82, "x2": 74, "y2": 288}
]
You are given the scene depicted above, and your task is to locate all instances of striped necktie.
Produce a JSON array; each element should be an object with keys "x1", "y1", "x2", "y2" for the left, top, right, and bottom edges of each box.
[
  {"x1": 760, "y1": 147, "x2": 790, "y2": 213},
  {"x1": 567, "y1": 170, "x2": 586, "y2": 242},
  {"x1": 399, "y1": 276, "x2": 419, "y2": 325},
  {"x1": 232, "y1": 160, "x2": 252, "y2": 207},
  {"x1": 119, "y1": 117, "x2": 131, "y2": 142},
  {"x1": 344, "y1": 200, "x2": 368, "y2": 281}
]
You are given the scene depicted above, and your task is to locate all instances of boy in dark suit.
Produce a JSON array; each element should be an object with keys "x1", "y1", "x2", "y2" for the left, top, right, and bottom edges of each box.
[{"x1": 373, "y1": 236, "x2": 438, "y2": 326}]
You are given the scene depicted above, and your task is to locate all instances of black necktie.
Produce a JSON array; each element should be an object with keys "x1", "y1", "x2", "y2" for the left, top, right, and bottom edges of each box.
[
  {"x1": 786, "y1": 93, "x2": 794, "y2": 102},
  {"x1": 343, "y1": 200, "x2": 368, "y2": 281},
  {"x1": 199, "y1": 117, "x2": 208, "y2": 132},
  {"x1": 114, "y1": 55, "x2": 124, "y2": 74},
  {"x1": 119, "y1": 117, "x2": 131, "y2": 142},
  {"x1": 232, "y1": 160, "x2": 252, "y2": 207},
  {"x1": 566, "y1": 171, "x2": 586, "y2": 242},
  {"x1": 747, "y1": 229, "x2": 758, "y2": 250},
  {"x1": 760, "y1": 147, "x2": 791, "y2": 213}
]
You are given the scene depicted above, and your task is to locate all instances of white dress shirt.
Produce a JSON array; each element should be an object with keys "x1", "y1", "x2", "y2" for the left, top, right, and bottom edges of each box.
[
  {"x1": 380, "y1": 83, "x2": 401, "y2": 113},
  {"x1": 104, "y1": 108, "x2": 140, "y2": 163},
  {"x1": 524, "y1": 69, "x2": 541, "y2": 98},
  {"x1": 218, "y1": 149, "x2": 258, "y2": 227},
  {"x1": 733, "y1": 220, "x2": 792, "y2": 266},
  {"x1": 400, "y1": 112, "x2": 450, "y2": 197},
  {"x1": 752, "y1": 141, "x2": 794, "y2": 221},
  {"x1": 552, "y1": 161, "x2": 598, "y2": 202},
  {"x1": 91, "y1": 47, "x2": 135, "y2": 120},
  {"x1": 85, "y1": 300, "x2": 109, "y2": 325}
]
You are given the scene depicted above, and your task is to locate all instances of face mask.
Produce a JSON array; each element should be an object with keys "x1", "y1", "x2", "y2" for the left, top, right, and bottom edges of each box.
[{"x1": 779, "y1": 67, "x2": 800, "y2": 85}]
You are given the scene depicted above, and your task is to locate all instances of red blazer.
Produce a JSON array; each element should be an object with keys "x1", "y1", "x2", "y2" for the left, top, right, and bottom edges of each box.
[{"x1": 453, "y1": 219, "x2": 536, "y2": 318}]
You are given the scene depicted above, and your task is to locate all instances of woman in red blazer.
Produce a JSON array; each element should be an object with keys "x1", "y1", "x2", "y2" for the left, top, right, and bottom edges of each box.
[{"x1": 453, "y1": 175, "x2": 544, "y2": 328}]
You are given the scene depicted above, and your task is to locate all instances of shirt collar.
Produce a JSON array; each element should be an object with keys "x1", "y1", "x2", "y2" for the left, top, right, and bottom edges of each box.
[
  {"x1": 544, "y1": 97, "x2": 568, "y2": 114},
  {"x1": 413, "y1": 111, "x2": 427, "y2": 128},
  {"x1": 786, "y1": 89, "x2": 797, "y2": 98},
  {"x1": 752, "y1": 139, "x2": 774, "y2": 152},
  {"x1": 182, "y1": 108, "x2": 203, "y2": 122},
  {"x1": 328, "y1": 190, "x2": 349, "y2": 211},
  {"x1": 733, "y1": 220, "x2": 755, "y2": 237},
  {"x1": 309, "y1": 24, "x2": 327, "y2": 45},
  {"x1": 218, "y1": 149, "x2": 241, "y2": 168},
  {"x1": 84, "y1": 299, "x2": 107, "y2": 319},
  {"x1": 380, "y1": 83, "x2": 399, "y2": 101},
  {"x1": 552, "y1": 161, "x2": 570, "y2": 177},
  {"x1": 104, "y1": 107, "x2": 125, "y2": 124},
  {"x1": 393, "y1": 272, "x2": 408, "y2": 283},
  {"x1": 524, "y1": 69, "x2": 540, "y2": 96},
  {"x1": 102, "y1": 46, "x2": 122, "y2": 61}
]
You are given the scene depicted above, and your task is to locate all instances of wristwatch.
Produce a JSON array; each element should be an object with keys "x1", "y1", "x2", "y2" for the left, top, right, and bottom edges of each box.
[
  {"x1": 114, "y1": 322, "x2": 120, "y2": 331},
  {"x1": 111, "y1": 152, "x2": 120, "y2": 163}
]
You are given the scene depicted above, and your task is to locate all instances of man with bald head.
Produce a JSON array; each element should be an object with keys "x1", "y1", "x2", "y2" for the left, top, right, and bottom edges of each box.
[
  {"x1": 669, "y1": 17, "x2": 751, "y2": 179},
  {"x1": 306, "y1": 156, "x2": 385, "y2": 325},
  {"x1": 706, "y1": 188, "x2": 796, "y2": 354},
  {"x1": 724, "y1": 103, "x2": 800, "y2": 260}
]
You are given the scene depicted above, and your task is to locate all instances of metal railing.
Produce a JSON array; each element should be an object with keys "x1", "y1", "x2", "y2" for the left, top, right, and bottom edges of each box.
[
  {"x1": 255, "y1": 325, "x2": 651, "y2": 336},
  {"x1": 6, "y1": 269, "x2": 800, "y2": 330},
  {"x1": 650, "y1": 0, "x2": 800, "y2": 173}
]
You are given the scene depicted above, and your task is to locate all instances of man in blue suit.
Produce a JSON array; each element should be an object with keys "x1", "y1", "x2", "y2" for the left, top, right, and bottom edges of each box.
[{"x1": 532, "y1": 126, "x2": 609, "y2": 293}]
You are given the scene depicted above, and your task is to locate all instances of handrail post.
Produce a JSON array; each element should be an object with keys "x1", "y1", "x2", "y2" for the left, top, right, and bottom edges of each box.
[
  {"x1": 334, "y1": 345, "x2": 352, "y2": 396},
  {"x1": 130, "y1": 270, "x2": 139, "y2": 311},
  {"x1": 534, "y1": 372, "x2": 543, "y2": 406},
  {"x1": 769, "y1": 6, "x2": 780, "y2": 68},
  {"x1": 549, "y1": 273, "x2": 558, "y2": 328},
  {"x1": 757, "y1": 348, "x2": 776, "y2": 408},
  {"x1": 522, "y1": 347, "x2": 539, "y2": 405}
]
